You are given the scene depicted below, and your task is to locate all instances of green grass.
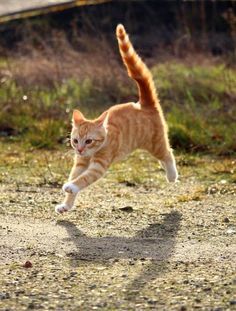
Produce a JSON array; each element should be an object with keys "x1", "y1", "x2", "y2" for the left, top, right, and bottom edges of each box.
[
  {"x1": 0, "y1": 60, "x2": 235, "y2": 155},
  {"x1": 0, "y1": 140, "x2": 235, "y2": 188},
  {"x1": 153, "y1": 63, "x2": 236, "y2": 155}
]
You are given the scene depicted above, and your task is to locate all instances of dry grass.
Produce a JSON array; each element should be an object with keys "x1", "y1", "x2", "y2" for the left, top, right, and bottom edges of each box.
[
  {"x1": 0, "y1": 29, "x2": 235, "y2": 154},
  {"x1": 3, "y1": 31, "x2": 126, "y2": 91}
]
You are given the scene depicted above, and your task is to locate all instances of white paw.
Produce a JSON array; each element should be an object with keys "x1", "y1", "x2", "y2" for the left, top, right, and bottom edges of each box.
[
  {"x1": 165, "y1": 161, "x2": 178, "y2": 183},
  {"x1": 55, "y1": 203, "x2": 72, "y2": 214},
  {"x1": 62, "y1": 182, "x2": 79, "y2": 194},
  {"x1": 166, "y1": 170, "x2": 178, "y2": 183}
]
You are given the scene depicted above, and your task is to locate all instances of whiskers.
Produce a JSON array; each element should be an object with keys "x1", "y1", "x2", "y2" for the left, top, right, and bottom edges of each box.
[
  {"x1": 62, "y1": 136, "x2": 75, "y2": 158},
  {"x1": 63, "y1": 136, "x2": 71, "y2": 147},
  {"x1": 64, "y1": 149, "x2": 74, "y2": 157}
]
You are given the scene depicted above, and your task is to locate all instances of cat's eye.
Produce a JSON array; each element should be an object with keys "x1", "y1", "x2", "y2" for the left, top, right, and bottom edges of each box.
[
  {"x1": 85, "y1": 139, "x2": 92, "y2": 145},
  {"x1": 73, "y1": 138, "x2": 78, "y2": 144}
]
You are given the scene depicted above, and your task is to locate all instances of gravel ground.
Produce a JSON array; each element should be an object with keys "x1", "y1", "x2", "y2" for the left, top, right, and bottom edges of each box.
[{"x1": 0, "y1": 146, "x2": 235, "y2": 310}]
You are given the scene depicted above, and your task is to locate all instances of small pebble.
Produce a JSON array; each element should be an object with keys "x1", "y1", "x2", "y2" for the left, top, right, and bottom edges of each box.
[
  {"x1": 119, "y1": 206, "x2": 133, "y2": 212},
  {"x1": 23, "y1": 261, "x2": 33, "y2": 268}
]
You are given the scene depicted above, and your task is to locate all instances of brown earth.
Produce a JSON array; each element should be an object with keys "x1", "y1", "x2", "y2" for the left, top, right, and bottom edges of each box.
[{"x1": 0, "y1": 147, "x2": 235, "y2": 310}]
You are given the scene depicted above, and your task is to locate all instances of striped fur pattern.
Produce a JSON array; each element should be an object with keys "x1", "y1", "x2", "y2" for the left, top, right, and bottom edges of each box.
[{"x1": 56, "y1": 24, "x2": 178, "y2": 214}]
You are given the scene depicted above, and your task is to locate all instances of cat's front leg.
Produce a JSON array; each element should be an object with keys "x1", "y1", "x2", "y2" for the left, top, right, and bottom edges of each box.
[
  {"x1": 55, "y1": 193, "x2": 77, "y2": 213},
  {"x1": 57, "y1": 158, "x2": 110, "y2": 213},
  {"x1": 66, "y1": 158, "x2": 110, "y2": 192},
  {"x1": 55, "y1": 156, "x2": 89, "y2": 213}
]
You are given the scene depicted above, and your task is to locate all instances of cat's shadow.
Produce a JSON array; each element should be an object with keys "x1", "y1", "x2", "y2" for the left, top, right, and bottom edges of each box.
[
  {"x1": 58, "y1": 211, "x2": 181, "y2": 262},
  {"x1": 57, "y1": 211, "x2": 181, "y2": 298}
]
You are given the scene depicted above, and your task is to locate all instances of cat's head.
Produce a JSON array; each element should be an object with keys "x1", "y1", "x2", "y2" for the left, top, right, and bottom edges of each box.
[{"x1": 70, "y1": 110, "x2": 108, "y2": 157}]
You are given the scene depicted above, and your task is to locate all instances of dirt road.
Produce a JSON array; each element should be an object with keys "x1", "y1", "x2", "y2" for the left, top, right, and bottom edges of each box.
[{"x1": 0, "y1": 148, "x2": 235, "y2": 310}]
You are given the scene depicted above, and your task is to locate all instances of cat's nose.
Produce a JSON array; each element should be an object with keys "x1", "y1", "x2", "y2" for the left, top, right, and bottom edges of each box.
[{"x1": 77, "y1": 147, "x2": 84, "y2": 153}]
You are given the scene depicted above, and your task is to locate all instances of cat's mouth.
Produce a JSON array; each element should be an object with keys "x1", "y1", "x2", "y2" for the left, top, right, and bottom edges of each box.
[
  {"x1": 76, "y1": 150, "x2": 85, "y2": 156},
  {"x1": 75, "y1": 149, "x2": 90, "y2": 157}
]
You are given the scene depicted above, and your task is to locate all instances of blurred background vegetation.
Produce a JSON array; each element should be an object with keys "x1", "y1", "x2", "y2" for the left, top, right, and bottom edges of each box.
[{"x1": 0, "y1": 0, "x2": 235, "y2": 154}]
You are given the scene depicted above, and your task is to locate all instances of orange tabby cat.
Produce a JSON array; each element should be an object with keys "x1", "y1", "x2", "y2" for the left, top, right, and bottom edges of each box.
[{"x1": 56, "y1": 24, "x2": 178, "y2": 213}]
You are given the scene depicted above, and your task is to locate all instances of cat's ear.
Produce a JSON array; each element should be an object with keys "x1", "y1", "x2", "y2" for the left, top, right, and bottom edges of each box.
[
  {"x1": 95, "y1": 111, "x2": 108, "y2": 129},
  {"x1": 72, "y1": 110, "x2": 85, "y2": 125}
]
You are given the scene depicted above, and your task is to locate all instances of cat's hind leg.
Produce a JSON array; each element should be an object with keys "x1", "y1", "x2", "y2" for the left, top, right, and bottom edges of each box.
[
  {"x1": 149, "y1": 142, "x2": 178, "y2": 183},
  {"x1": 160, "y1": 152, "x2": 178, "y2": 183}
]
